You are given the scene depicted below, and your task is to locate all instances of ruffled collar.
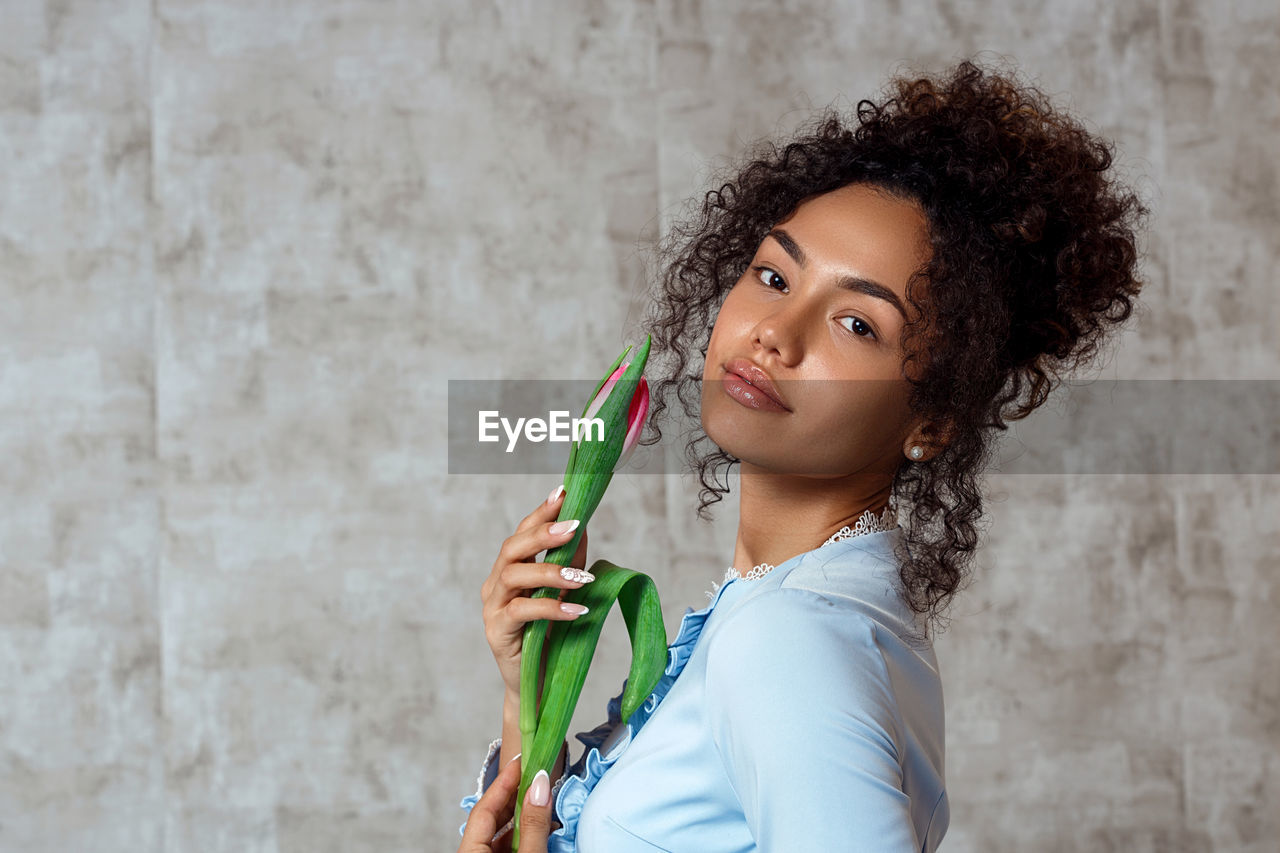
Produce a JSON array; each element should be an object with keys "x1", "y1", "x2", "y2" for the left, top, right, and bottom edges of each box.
[{"x1": 714, "y1": 502, "x2": 900, "y2": 597}]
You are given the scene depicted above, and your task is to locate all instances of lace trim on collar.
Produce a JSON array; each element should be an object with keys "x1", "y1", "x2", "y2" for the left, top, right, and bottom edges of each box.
[{"x1": 707, "y1": 503, "x2": 899, "y2": 600}]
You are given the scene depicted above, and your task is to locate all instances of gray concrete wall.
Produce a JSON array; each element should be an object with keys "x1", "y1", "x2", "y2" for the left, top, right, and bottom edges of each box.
[{"x1": 1, "y1": 1, "x2": 1275, "y2": 850}]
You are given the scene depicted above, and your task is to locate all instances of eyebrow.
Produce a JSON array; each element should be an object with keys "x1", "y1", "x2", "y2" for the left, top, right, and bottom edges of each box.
[{"x1": 765, "y1": 228, "x2": 908, "y2": 321}]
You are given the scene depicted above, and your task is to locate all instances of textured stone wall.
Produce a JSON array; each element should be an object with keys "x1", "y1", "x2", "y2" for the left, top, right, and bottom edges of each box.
[{"x1": 1, "y1": 1, "x2": 1275, "y2": 850}]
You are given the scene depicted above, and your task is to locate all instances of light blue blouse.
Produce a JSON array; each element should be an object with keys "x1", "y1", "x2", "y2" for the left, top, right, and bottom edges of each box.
[{"x1": 459, "y1": 525, "x2": 949, "y2": 851}]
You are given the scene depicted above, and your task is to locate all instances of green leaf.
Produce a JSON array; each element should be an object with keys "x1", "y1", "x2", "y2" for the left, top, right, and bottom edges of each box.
[
  {"x1": 513, "y1": 560, "x2": 667, "y2": 848},
  {"x1": 540, "y1": 561, "x2": 668, "y2": 727}
]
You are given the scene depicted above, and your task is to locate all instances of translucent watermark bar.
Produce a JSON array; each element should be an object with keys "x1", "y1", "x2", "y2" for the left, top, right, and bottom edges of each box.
[{"x1": 447, "y1": 379, "x2": 1280, "y2": 475}]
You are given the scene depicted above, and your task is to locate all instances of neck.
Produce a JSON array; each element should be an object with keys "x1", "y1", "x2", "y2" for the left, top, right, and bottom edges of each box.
[{"x1": 732, "y1": 463, "x2": 895, "y2": 570}]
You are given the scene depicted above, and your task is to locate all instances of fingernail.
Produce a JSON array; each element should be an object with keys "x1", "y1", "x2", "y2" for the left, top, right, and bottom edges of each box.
[
  {"x1": 529, "y1": 769, "x2": 550, "y2": 806},
  {"x1": 561, "y1": 567, "x2": 595, "y2": 584},
  {"x1": 506, "y1": 752, "x2": 521, "y2": 767},
  {"x1": 546, "y1": 484, "x2": 564, "y2": 505},
  {"x1": 549, "y1": 519, "x2": 579, "y2": 536},
  {"x1": 560, "y1": 602, "x2": 589, "y2": 616}
]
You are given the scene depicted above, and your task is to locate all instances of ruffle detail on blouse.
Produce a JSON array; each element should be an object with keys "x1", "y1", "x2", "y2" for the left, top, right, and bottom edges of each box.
[
  {"x1": 457, "y1": 737, "x2": 502, "y2": 839},
  {"x1": 457, "y1": 735, "x2": 567, "y2": 842},
  {"x1": 545, "y1": 577, "x2": 739, "y2": 853}
]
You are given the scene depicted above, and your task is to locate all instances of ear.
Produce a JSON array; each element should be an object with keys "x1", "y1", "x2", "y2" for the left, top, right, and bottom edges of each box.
[{"x1": 905, "y1": 418, "x2": 954, "y2": 457}]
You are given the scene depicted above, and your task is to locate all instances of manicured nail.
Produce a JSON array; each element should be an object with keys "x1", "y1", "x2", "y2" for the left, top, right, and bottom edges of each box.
[
  {"x1": 529, "y1": 769, "x2": 550, "y2": 806},
  {"x1": 549, "y1": 519, "x2": 579, "y2": 536},
  {"x1": 546, "y1": 484, "x2": 564, "y2": 505},
  {"x1": 560, "y1": 602, "x2": 589, "y2": 616},
  {"x1": 506, "y1": 752, "x2": 521, "y2": 767},
  {"x1": 561, "y1": 567, "x2": 595, "y2": 584}
]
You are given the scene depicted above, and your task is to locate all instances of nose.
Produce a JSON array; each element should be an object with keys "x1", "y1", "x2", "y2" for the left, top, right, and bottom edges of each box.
[{"x1": 751, "y1": 296, "x2": 821, "y2": 363}]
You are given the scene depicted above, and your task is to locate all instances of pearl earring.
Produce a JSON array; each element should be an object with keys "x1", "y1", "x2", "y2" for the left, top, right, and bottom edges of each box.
[{"x1": 909, "y1": 446, "x2": 924, "y2": 460}]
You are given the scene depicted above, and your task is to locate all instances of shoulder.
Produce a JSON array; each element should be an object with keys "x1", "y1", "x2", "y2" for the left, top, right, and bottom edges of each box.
[
  {"x1": 711, "y1": 585, "x2": 887, "y2": 656},
  {"x1": 706, "y1": 588, "x2": 898, "y2": 706},
  {"x1": 704, "y1": 588, "x2": 906, "y2": 759}
]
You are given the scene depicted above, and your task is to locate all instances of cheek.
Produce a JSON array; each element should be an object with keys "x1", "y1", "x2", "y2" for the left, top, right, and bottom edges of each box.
[
  {"x1": 703, "y1": 320, "x2": 722, "y2": 363},
  {"x1": 704, "y1": 302, "x2": 737, "y2": 357},
  {"x1": 708, "y1": 291, "x2": 753, "y2": 343},
  {"x1": 800, "y1": 382, "x2": 910, "y2": 442}
]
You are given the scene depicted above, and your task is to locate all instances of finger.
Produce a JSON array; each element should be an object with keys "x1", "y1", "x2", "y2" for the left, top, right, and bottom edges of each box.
[
  {"x1": 489, "y1": 760, "x2": 530, "y2": 853},
  {"x1": 486, "y1": 756, "x2": 523, "y2": 829},
  {"x1": 515, "y1": 768, "x2": 555, "y2": 852},
  {"x1": 485, "y1": 488, "x2": 570, "y2": 601},
  {"x1": 457, "y1": 785, "x2": 503, "y2": 851},
  {"x1": 492, "y1": 591, "x2": 593, "y2": 641},
  {"x1": 499, "y1": 561, "x2": 595, "y2": 596},
  {"x1": 514, "y1": 484, "x2": 567, "y2": 535},
  {"x1": 497, "y1": 517, "x2": 582, "y2": 572},
  {"x1": 458, "y1": 758, "x2": 521, "y2": 851},
  {"x1": 484, "y1": 564, "x2": 596, "y2": 629}
]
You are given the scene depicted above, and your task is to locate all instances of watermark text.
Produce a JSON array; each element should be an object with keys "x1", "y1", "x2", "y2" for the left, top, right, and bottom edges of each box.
[{"x1": 478, "y1": 410, "x2": 605, "y2": 453}]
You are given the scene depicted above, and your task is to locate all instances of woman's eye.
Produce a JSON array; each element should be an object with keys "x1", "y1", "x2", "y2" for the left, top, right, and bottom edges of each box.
[
  {"x1": 753, "y1": 265, "x2": 877, "y2": 342},
  {"x1": 841, "y1": 316, "x2": 878, "y2": 341},
  {"x1": 753, "y1": 265, "x2": 786, "y2": 290}
]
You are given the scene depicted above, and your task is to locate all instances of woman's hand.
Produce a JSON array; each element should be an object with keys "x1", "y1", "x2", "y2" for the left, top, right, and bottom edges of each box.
[
  {"x1": 458, "y1": 757, "x2": 556, "y2": 853},
  {"x1": 480, "y1": 486, "x2": 591, "y2": 699}
]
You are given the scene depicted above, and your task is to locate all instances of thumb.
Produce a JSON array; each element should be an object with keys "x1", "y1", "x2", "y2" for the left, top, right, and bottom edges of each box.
[{"x1": 515, "y1": 769, "x2": 554, "y2": 852}]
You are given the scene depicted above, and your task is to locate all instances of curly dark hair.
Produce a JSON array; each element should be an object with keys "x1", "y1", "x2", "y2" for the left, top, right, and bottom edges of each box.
[{"x1": 633, "y1": 56, "x2": 1152, "y2": 640}]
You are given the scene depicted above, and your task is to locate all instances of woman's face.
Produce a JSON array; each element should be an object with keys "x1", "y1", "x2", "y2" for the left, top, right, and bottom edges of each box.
[{"x1": 700, "y1": 182, "x2": 933, "y2": 478}]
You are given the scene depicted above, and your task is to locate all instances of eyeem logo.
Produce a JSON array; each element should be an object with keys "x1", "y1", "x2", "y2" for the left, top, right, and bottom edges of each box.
[{"x1": 478, "y1": 411, "x2": 605, "y2": 453}]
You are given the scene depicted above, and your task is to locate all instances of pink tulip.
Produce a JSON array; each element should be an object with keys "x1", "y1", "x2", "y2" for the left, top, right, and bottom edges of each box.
[
  {"x1": 582, "y1": 362, "x2": 625, "y2": 421},
  {"x1": 580, "y1": 361, "x2": 650, "y2": 473},
  {"x1": 615, "y1": 376, "x2": 650, "y2": 472}
]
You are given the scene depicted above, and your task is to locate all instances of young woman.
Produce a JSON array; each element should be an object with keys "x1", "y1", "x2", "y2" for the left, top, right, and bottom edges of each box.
[{"x1": 459, "y1": 57, "x2": 1150, "y2": 852}]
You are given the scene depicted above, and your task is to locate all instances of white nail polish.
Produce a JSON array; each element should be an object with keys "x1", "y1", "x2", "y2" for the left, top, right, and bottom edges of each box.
[
  {"x1": 549, "y1": 519, "x2": 579, "y2": 536},
  {"x1": 546, "y1": 484, "x2": 564, "y2": 505},
  {"x1": 529, "y1": 769, "x2": 551, "y2": 805}
]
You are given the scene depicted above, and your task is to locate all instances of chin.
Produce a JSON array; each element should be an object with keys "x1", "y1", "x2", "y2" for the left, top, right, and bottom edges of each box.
[{"x1": 702, "y1": 419, "x2": 790, "y2": 472}]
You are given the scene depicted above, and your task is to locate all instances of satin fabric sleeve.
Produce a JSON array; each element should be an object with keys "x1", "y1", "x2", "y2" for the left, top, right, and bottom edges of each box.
[{"x1": 704, "y1": 588, "x2": 920, "y2": 852}]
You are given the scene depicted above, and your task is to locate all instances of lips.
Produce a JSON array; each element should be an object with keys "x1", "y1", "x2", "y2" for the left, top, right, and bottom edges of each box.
[{"x1": 722, "y1": 357, "x2": 791, "y2": 411}]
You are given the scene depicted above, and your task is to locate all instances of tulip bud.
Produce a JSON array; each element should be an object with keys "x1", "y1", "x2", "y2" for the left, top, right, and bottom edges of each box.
[{"x1": 614, "y1": 376, "x2": 649, "y2": 472}]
